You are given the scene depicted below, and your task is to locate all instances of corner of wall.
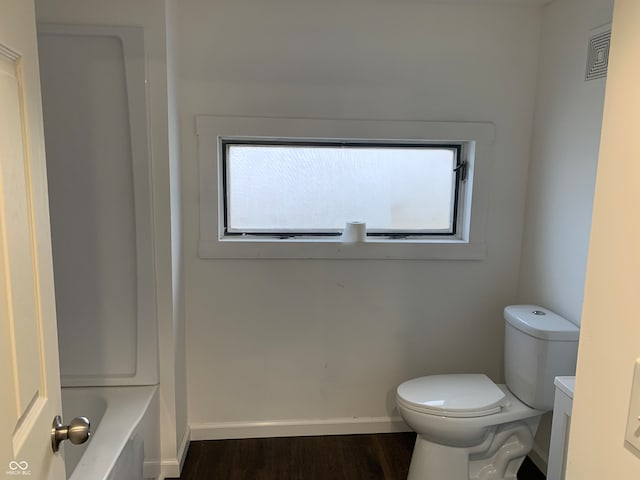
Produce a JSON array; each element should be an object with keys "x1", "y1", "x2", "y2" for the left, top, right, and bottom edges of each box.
[{"x1": 516, "y1": 0, "x2": 614, "y2": 471}]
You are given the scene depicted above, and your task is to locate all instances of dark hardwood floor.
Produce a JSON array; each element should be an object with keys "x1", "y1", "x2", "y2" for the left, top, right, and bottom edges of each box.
[{"x1": 169, "y1": 433, "x2": 545, "y2": 480}]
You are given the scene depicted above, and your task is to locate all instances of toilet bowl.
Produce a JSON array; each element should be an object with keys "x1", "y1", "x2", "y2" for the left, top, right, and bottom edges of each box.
[
  {"x1": 396, "y1": 305, "x2": 579, "y2": 480},
  {"x1": 397, "y1": 377, "x2": 543, "y2": 480}
]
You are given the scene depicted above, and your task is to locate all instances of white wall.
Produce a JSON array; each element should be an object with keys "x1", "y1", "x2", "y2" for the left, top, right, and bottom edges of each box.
[
  {"x1": 165, "y1": 0, "x2": 189, "y2": 466},
  {"x1": 179, "y1": 0, "x2": 542, "y2": 436},
  {"x1": 519, "y1": 0, "x2": 613, "y2": 326},
  {"x1": 34, "y1": 1, "x2": 187, "y2": 477},
  {"x1": 517, "y1": 0, "x2": 613, "y2": 469},
  {"x1": 567, "y1": 0, "x2": 640, "y2": 476}
]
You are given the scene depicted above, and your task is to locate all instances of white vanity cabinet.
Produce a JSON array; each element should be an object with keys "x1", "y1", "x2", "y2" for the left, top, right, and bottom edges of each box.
[{"x1": 548, "y1": 376, "x2": 576, "y2": 480}]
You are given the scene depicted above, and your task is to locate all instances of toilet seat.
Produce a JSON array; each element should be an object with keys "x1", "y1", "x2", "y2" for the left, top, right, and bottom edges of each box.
[{"x1": 396, "y1": 374, "x2": 508, "y2": 418}]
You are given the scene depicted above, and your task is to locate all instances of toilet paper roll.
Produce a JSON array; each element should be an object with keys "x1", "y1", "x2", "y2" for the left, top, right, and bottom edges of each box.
[{"x1": 340, "y1": 221, "x2": 367, "y2": 244}]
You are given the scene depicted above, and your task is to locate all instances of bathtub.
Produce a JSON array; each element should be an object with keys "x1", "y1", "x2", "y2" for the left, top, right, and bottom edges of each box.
[{"x1": 61, "y1": 386, "x2": 157, "y2": 480}]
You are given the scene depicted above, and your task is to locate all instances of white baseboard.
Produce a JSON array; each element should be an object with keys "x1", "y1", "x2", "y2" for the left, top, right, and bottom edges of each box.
[
  {"x1": 529, "y1": 442, "x2": 549, "y2": 475},
  {"x1": 143, "y1": 460, "x2": 162, "y2": 479},
  {"x1": 144, "y1": 459, "x2": 179, "y2": 480},
  {"x1": 190, "y1": 416, "x2": 410, "y2": 441},
  {"x1": 177, "y1": 426, "x2": 191, "y2": 471},
  {"x1": 144, "y1": 426, "x2": 192, "y2": 480}
]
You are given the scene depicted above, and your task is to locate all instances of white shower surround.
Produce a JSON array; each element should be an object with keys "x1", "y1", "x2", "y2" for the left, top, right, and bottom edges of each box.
[{"x1": 38, "y1": 23, "x2": 157, "y2": 387}]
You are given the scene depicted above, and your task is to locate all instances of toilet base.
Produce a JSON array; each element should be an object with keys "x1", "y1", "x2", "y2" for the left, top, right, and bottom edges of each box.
[{"x1": 407, "y1": 416, "x2": 541, "y2": 480}]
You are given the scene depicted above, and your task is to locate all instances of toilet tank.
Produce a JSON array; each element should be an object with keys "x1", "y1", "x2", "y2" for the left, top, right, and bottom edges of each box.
[{"x1": 504, "y1": 305, "x2": 579, "y2": 411}]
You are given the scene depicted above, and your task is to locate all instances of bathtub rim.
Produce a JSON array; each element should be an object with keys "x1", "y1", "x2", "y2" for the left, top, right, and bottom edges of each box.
[{"x1": 61, "y1": 385, "x2": 157, "y2": 480}]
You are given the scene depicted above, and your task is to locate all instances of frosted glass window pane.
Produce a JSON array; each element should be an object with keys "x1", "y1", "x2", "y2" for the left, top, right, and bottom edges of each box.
[{"x1": 225, "y1": 143, "x2": 458, "y2": 234}]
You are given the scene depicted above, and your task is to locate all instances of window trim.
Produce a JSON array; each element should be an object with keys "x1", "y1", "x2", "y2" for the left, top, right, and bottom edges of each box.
[{"x1": 196, "y1": 115, "x2": 495, "y2": 260}]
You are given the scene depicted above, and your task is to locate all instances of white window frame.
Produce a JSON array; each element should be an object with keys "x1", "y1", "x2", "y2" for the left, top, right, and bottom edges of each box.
[{"x1": 196, "y1": 115, "x2": 494, "y2": 260}]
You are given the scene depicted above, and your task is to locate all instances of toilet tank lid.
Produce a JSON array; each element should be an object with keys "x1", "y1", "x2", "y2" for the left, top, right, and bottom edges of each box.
[{"x1": 504, "y1": 305, "x2": 579, "y2": 341}]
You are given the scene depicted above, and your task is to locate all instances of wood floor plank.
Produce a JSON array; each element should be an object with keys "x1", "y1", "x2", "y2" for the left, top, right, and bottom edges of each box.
[{"x1": 169, "y1": 433, "x2": 545, "y2": 480}]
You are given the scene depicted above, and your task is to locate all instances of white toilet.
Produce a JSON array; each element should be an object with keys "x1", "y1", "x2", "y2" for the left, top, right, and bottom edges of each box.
[{"x1": 396, "y1": 305, "x2": 579, "y2": 480}]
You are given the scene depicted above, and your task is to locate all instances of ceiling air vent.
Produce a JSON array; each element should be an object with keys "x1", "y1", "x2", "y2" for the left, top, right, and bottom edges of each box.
[{"x1": 585, "y1": 26, "x2": 611, "y2": 81}]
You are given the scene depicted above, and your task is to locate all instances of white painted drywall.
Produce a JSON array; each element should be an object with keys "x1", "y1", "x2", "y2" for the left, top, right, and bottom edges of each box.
[
  {"x1": 34, "y1": 0, "x2": 187, "y2": 476},
  {"x1": 519, "y1": 0, "x2": 613, "y2": 327},
  {"x1": 178, "y1": 0, "x2": 542, "y2": 434},
  {"x1": 517, "y1": 0, "x2": 613, "y2": 469},
  {"x1": 567, "y1": 0, "x2": 640, "y2": 476},
  {"x1": 165, "y1": 0, "x2": 189, "y2": 464}
]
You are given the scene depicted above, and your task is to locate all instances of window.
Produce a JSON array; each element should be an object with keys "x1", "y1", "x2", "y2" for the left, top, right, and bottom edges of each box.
[
  {"x1": 196, "y1": 116, "x2": 494, "y2": 259},
  {"x1": 222, "y1": 140, "x2": 465, "y2": 237}
]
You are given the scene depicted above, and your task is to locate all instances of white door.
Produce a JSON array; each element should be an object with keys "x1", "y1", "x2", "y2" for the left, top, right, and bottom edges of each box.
[{"x1": 0, "y1": 0, "x2": 66, "y2": 479}]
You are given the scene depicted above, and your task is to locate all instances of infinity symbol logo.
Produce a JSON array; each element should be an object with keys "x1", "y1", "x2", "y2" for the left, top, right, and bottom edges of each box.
[{"x1": 8, "y1": 461, "x2": 28, "y2": 471}]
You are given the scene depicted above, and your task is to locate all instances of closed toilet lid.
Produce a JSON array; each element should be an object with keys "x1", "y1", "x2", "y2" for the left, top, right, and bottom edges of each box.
[{"x1": 396, "y1": 374, "x2": 507, "y2": 418}]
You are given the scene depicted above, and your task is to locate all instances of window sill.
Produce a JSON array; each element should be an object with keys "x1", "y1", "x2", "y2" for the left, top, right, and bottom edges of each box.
[{"x1": 198, "y1": 238, "x2": 487, "y2": 260}]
